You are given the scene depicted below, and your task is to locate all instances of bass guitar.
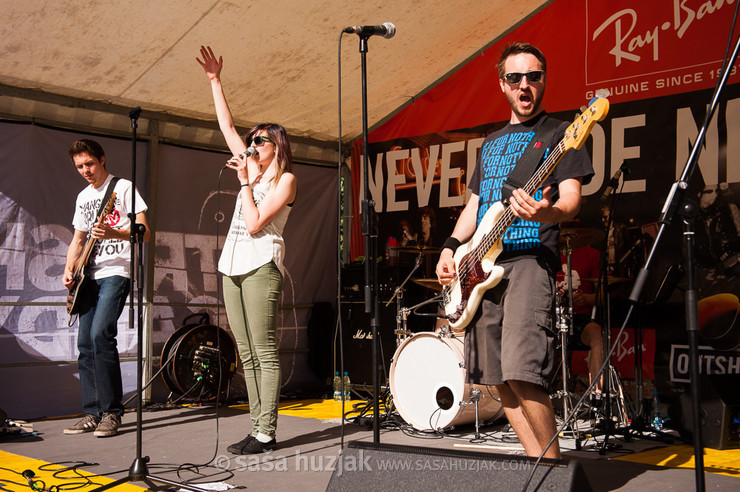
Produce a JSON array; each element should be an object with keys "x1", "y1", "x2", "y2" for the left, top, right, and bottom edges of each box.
[
  {"x1": 443, "y1": 96, "x2": 609, "y2": 332},
  {"x1": 66, "y1": 192, "x2": 117, "y2": 323}
]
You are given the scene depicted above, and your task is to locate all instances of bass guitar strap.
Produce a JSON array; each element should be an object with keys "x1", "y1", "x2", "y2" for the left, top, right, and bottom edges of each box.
[{"x1": 501, "y1": 116, "x2": 561, "y2": 204}]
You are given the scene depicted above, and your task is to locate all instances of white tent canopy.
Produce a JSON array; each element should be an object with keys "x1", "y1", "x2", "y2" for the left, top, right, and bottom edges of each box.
[{"x1": 0, "y1": 0, "x2": 549, "y2": 161}]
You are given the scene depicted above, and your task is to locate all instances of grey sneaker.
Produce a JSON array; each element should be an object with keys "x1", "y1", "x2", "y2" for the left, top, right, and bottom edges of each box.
[
  {"x1": 93, "y1": 412, "x2": 121, "y2": 437},
  {"x1": 63, "y1": 414, "x2": 100, "y2": 435}
]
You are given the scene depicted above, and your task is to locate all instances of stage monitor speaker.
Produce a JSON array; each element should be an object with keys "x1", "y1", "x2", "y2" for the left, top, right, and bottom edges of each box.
[
  {"x1": 674, "y1": 375, "x2": 740, "y2": 450},
  {"x1": 326, "y1": 441, "x2": 592, "y2": 492}
]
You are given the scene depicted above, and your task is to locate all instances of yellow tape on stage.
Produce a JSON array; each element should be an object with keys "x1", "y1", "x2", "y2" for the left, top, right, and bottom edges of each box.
[
  {"x1": 0, "y1": 450, "x2": 146, "y2": 492},
  {"x1": 230, "y1": 399, "x2": 375, "y2": 420},
  {"x1": 615, "y1": 445, "x2": 740, "y2": 477}
]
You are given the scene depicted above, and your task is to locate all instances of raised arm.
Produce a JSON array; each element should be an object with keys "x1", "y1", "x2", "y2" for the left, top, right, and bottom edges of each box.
[{"x1": 196, "y1": 45, "x2": 247, "y2": 156}]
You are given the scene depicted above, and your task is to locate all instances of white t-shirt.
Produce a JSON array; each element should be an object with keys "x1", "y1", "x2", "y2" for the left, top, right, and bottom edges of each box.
[
  {"x1": 218, "y1": 179, "x2": 291, "y2": 277},
  {"x1": 72, "y1": 174, "x2": 147, "y2": 280}
]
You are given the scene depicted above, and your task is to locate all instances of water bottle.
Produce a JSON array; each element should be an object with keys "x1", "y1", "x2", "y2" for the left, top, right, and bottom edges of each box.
[
  {"x1": 332, "y1": 372, "x2": 341, "y2": 401},
  {"x1": 343, "y1": 371, "x2": 351, "y2": 401},
  {"x1": 651, "y1": 390, "x2": 664, "y2": 431}
]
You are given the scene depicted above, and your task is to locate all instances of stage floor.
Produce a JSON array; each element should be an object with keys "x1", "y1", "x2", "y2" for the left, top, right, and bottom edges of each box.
[{"x1": 1, "y1": 400, "x2": 739, "y2": 491}]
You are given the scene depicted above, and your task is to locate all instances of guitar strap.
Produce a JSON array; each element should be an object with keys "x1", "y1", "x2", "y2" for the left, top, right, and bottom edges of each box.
[
  {"x1": 97, "y1": 176, "x2": 120, "y2": 220},
  {"x1": 501, "y1": 116, "x2": 561, "y2": 204}
]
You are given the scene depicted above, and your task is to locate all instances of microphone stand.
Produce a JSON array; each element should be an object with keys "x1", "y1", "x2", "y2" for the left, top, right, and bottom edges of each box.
[
  {"x1": 92, "y1": 107, "x2": 204, "y2": 492},
  {"x1": 357, "y1": 33, "x2": 381, "y2": 444},
  {"x1": 625, "y1": 29, "x2": 740, "y2": 492}
]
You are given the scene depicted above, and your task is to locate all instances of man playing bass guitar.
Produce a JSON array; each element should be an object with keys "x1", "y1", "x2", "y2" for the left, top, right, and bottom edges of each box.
[{"x1": 436, "y1": 43, "x2": 594, "y2": 459}]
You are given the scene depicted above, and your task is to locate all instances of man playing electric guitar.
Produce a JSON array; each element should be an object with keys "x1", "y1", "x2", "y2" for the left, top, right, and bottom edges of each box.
[
  {"x1": 62, "y1": 139, "x2": 150, "y2": 438},
  {"x1": 436, "y1": 43, "x2": 594, "y2": 459}
]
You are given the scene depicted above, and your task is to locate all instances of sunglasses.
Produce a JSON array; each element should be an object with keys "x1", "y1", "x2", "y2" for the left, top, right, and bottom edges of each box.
[
  {"x1": 248, "y1": 135, "x2": 274, "y2": 146},
  {"x1": 503, "y1": 71, "x2": 544, "y2": 84}
]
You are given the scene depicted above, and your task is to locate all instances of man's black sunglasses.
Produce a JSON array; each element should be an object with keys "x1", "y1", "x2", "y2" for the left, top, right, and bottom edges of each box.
[{"x1": 503, "y1": 71, "x2": 545, "y2": 84}]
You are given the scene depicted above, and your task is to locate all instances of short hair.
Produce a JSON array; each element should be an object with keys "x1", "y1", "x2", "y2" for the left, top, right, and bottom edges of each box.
[
  {"x1": 68, "y1": 139, "x2": 106, "y2": 162},
  {"x1": 246, "y1": 123, "x2": 293, "y2": 183},
  {"x1": 496, "y1": 42, "x2": 547, "y2": 80}
]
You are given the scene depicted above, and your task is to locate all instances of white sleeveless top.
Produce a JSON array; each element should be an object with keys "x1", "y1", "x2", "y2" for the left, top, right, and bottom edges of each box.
[{"x1": 218, "y1": 179, "x2": 291, "y2": 277}]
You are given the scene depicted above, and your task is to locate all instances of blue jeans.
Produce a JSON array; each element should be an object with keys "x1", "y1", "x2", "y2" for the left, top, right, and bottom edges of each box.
[{"x1": 77, "y1": 275, "x2": 130, "y2": 417}]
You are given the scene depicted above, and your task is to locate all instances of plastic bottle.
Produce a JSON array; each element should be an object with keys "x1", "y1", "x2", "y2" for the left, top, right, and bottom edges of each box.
[
  {"x1": 343, "y1": 371, "x2": 351, "y2": 401},
  {"x1": 333, "y1": 372, "x2": 341, "y2": 401},
  {"x1": 651, "y1": 390, "x2": 664, "y2": 431}
]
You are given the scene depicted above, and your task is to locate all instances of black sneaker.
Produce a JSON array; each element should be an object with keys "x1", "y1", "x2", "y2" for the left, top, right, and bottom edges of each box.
[
  {"x1": 93, "y1": 412, "x2": 121, "y2": 437},
  {"x1": 227, "y1": 435, "x2": 257, "y2": 454},
  {"x1": 63, "y1": 414, "x2": 100, "y2": 435},
  {"x1": 230, "y1": 436, "x2": 276, "y2": 454}
]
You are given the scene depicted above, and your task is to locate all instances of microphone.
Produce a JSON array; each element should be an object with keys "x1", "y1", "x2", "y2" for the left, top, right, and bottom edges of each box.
[
  {"x1": 343, "y1": 22, "x2": 396, "y2": 39},
  {"x1": 242, "y1": 147, "x2": 258, "y2": 158},
  {"x1": 601, "y1": 163, "x2": 629, "y2": 201}
]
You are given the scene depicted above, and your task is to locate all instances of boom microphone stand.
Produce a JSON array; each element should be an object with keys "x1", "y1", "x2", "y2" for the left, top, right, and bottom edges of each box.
[
  {"x1": 92, "y1": 107, "x2": 204, "y2": 492},
  {"x1": 626, "y1": 25, "x2": 740, "y2": 492}
]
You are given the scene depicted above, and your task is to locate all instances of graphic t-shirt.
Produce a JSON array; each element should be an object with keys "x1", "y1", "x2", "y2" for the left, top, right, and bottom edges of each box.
[
  {"x1": 469, "y1": 112, "x2": 594, "y2": 267},
  {"x1": 72, "y1": 174, "x2": 147, "y2": 280}
]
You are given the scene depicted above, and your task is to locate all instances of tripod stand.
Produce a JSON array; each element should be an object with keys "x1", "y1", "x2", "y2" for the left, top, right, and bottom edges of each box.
[
  {"x1": 549, "y1": 237, "x2": 583, "y2": 446},
  {"x1": 92, "y1": 108, "x2": 204, "y2": 492}
]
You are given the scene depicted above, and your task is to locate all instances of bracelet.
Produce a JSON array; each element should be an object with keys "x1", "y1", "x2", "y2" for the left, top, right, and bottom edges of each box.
[
  {"x1": 442, "y1": 236, "x2": 461, "y2": 253},
  {"x1": 241, "y1": 183, "x2": 250, "y2": 188}
]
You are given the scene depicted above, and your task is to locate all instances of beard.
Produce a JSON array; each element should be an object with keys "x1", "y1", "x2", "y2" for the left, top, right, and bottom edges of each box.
[{"x1": 505, "y1": 86, "x2": 545, "y2": 120}]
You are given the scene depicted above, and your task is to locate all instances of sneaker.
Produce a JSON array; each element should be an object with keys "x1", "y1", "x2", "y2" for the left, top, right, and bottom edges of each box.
[
  {"x1": 227, "y1": 434, "x2": 257, "y2": 455},
  {"x1": 93, "y1": 412, "x2": 121, "y2": 437},
  {"x1": 63, "y1": 414, "x2": 100, "y2": 435},
  {"x1": 241, "y1": 437, "x2": 277, "y2": 454}
]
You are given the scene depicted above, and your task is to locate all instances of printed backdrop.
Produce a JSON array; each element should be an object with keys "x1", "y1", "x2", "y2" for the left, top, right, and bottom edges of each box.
[
  {"x1": 0, "y1": 123, "x2": 338, "y2": 418},
  {"x1": 349, "y1": 0, "x2": 740, "y2": 420}
]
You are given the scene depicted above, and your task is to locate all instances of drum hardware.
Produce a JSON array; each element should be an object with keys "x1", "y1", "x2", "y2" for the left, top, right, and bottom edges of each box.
[
  {"x1": 552, "y1": 234, "x2": 584, "y2": 447},
  {"x1": 459, "y1": 388, "x2": 484, "y2": 440}
]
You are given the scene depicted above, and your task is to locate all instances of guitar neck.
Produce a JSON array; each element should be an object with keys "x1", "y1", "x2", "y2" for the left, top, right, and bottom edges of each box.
[
  {"x1": 73, "y1": 192, "x2": 116, "y2": 278},
  {"x1": 473, "y1": 141, "x2": 566, "y2": 262}
]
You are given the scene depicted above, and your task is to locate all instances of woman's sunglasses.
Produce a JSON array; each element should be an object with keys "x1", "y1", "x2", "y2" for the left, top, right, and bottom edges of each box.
[
  {"x1": 248, "y1": 135, "x2": 274, "y2": 146},
  {"x1": 503, "y1": 71, "x2": 544, "y2": 84}
]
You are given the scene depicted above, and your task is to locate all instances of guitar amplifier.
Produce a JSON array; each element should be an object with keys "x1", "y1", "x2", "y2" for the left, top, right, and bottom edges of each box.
[{"x1": 340, "y1": 264, "x2": 401, "y2": 303}]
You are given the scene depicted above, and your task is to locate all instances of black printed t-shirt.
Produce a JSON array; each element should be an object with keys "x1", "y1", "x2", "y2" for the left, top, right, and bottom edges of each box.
[{"x1": 468, "y1": 112, "x2": 594, "y2": 269}]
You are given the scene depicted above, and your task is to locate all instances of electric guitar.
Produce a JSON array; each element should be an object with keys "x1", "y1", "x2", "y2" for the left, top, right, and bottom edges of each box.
[
  {"x1": 66, "y1": 192, "x2": 117, "y2": 322},
  {"x1": 443, "y1": 96, "x2": 610, "y2": 332}
]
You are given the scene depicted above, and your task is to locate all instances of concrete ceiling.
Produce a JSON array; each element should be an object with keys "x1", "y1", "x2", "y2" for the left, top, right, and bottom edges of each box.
[{"x1": 0, "y1": 0, "x2": 549, "y2": 158}]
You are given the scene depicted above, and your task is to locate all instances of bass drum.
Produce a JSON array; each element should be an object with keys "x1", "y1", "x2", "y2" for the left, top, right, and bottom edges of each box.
[{"x1": 389, "y1": 332, "x2": 504, "y2": 431}]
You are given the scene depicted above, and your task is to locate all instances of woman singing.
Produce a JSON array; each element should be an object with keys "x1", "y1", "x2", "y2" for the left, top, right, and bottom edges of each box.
[{"x1": 197, "y1": 45, "x2": 297, "y2": 454}]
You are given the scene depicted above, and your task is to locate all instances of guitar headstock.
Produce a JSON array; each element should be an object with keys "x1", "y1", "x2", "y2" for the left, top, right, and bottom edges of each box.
[{"x1": 563, "y1": 96, "x2": 609, "y2": 151}]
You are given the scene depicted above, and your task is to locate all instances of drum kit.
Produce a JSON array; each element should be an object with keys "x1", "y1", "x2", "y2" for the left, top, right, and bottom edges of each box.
[
  {"x1": 380, "y1": 246, "x2": 503, "y2": 434},
  {"x1": 364, "y1": 229, "x2": 633, "y2": 438}
]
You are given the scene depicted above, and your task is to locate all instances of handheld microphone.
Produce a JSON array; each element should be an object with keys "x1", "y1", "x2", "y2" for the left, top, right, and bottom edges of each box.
[
  {"x1": 242, "y1": 147, "x2": 258, "y2": 158},
  {"x1": 601, "y1": 163, "x2": 629, "y2": 201},
  {"x1": 343, "y1": 22, "x2": 396, "y2": 39}
]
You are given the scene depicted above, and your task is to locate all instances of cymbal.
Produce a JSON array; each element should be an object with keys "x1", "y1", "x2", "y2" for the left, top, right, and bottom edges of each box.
[
  {"x1": 411, "y1": 278, "x2": 444, "y2": 291},
  {"x1": 390, "y1": 246, "x2": 440, "y2": 254},
  {"x1": 558, "y1": 227, "x2": 605, "y2": 250}
]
